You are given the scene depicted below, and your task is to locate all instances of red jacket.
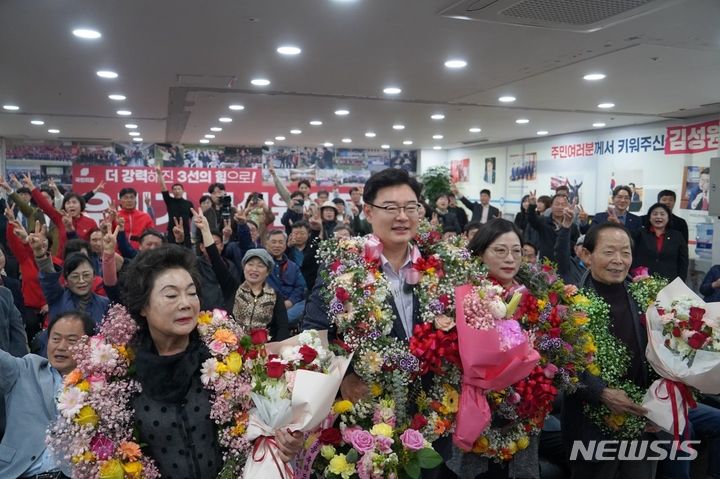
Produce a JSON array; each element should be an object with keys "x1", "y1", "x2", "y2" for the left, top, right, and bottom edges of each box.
[
  {"x1": 117, "y1": 208, "x2": 155, "y2": 249},
  {"x1": 31, "y1": 188, "x2": 97, "y2": 254}
]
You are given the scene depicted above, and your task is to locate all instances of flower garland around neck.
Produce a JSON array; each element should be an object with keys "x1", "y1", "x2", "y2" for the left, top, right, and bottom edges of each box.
[
  {"x1": 581, "y1": 290, "x2": 648, "y2": 439},
  {"x1": 48, "y1": 305, "x2": 258, "y2": 479}
]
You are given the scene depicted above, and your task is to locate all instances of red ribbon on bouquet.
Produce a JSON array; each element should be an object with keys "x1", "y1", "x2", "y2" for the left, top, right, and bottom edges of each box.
[
  {"x1": 655, "y1": 379, "x2": 697, "y2": 442},
  {"x1": 252, "y1": 435, "x2": 295, "y2": 479}
]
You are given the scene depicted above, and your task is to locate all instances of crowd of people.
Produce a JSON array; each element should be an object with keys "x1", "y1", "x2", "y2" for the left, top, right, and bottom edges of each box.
[{"x1": 1, "y1": 165, "x2": 720, "y2": 479}]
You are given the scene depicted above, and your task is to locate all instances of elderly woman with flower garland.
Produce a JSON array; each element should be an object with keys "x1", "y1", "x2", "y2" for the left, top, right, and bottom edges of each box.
[{"x1": 121, "y1": 244, "x2": 302, "y2": 478}]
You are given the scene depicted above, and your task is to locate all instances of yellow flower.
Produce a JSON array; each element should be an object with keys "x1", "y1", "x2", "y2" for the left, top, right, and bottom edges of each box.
[
  {"x1": 587, "y1": 363, "x2": 600, "y2": 376},
  {"x1": 573, "y1": 313, "x2": 589, "y2": 326},
  {"x1": 328, "y1": 454, "x2": 355, "y2": 477},
  {"x1": 198, "y1": 312, "x2": 213, "y2": 325},
  {"x1": 99, "y1": 459, "x2": 125, "y2": 479},
  {"x1": 76, "y1": 380, "x2": 91, "y2": 392},
  {"x1": 216, "y1": 363, "x2": 228, "y2": 374},
  {"x1": 472, "y1": 436, "x2": 489, "y2": 453},
  {"x1": 332, "y1": 400, "x2": 354, "y2": 414},
  {"x1": 370, "y1": 423, "x2": 394, "y2": 437},
  {"x1": 122, "y1": 461, "x2": 144, "y2": 478},
  {"x1": 517, "y1": 436, "x2": 530, "y2": 450},
  {"x1": 225, "y1": 352, "x2": 242, "y2": 374},
  {"x1": 370, "y1": 383, "x2": 383, "y2": 397},
  {"x1": 573, "y1": 295, "x2": 591, "y2": 307},
  {"x1": 604, "y1": 413, "x2": 626, "y2": 431},
  {"x1": 321, "y1": 445, "x2": 336, "y2": 460},
  {"x1": 537, "y1": 299, "x2": 547, "y2": 310},
  {"x1": 364, "y1": 351, "x2": 383, "y2": 374},
  {"x1": 582, "y1": 337, "x2": 597, "y2": 354},
  {"x1": 440, "y1": 385, "x2": 459, "y2": 414},
  {"x1": 507, "y1": 441, "x2": 518, "y2": 455},
  {"x1": 74, "y1": 405, "x2": 99, "y2": 427},
  {"x1": 230, "y1": 423, "x2": 246, "y2": 436}
]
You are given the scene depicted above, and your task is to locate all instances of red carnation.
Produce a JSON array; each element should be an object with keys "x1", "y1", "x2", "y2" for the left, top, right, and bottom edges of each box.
[
  {"x1": 299, "y1": 344, "x2": 318, "y2": 364},
  {"x1": 672, "y1": 327, "x2": 681, "y2": 337},
  {"x1": 410, "y1": 414, "x2": 428, "y2": 430},
  {"x1": 319, "y1": 427, "x2": 342, "y2": 445},
  {"x1": 548, "y1": 292, "x2": 559, "y2": 306},
  {"x1": 687, "y1": 332, "x2": 708, "y2": 350},
  {"x1": 689, "y1": 306, "x2": 706, "y2": 331},
  {"x1": 266, "y1": 360, "x2": 286, "y2": 378},
  {"x1": 246, "y1": 348, "x2": 259, "y2": 360},
  {"x1": 336, "y1": 287, "x2": 351, "y2": 303},
  {"x1": 439, "y1": 294, "x2": 451, "y2": 307},
  {"x1": 250, "y1": 328, "x2": 268, "y2": 345}
]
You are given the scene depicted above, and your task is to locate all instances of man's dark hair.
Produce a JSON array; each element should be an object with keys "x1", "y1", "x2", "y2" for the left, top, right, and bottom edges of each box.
[
  {"x1": 465, "y1": 221, "x2": 482, "y2": 234},
  {"x1": 121, "y1": 245, "x2": 200, "y2": 328},
  {"x1": 333, "y1": 224, "x2": 353, "y2": 236},
  {"x1": 40, "y1": 186, "x2": 55, "y2": 200},
  {"x1": 551, "y1": 194, "x2": 569, "y2": 205},
  {"x1": 448, "y1": 193, "x2": 457, "y2": 199},
  {"x1": 16, "y1": 187, "x2": 31, "y2": 196},
  {"x1": 523, "y1": 241, "x2": 538, "y2": 254},
  {"x1": 64, "y1": 238, "x2": 91, "y2": 259},
  {"x1": 171, "y1": 183, "x2": 184, "y2": 190},
  {"x1": 317, "y1": 190, "x2": 329, "y2": 198},
  {"x1": 48, "y1": 310, "x2": 95, "y2": 337},
  {"x1": 555, "y1": 185, "x2": 569, "y2": 193},
  {"x1": 657, "y1": 190, "x2": 677, "y2": 201},
  {"x1": 362, "y1": 168, "x2": 422, "y2": 205},
  {"x1": 468, "y1": 218, "x2": 522, "y2": 257},
  {"x1": 247, "y1": 219, "x2": 259, "y2": 230},
  {"x1": 139, "y1": 229, "x2": 166, "y2": 245},
  {"x1": 62, "y1": 192, "x2": 87, "y2": 212},
  {"x1": 480, "y1": 189, "x2": 491, "y2": 197},
  {"x1": 62, "y1": 252, "x2": 94, "y2": 280},
  {"x1": 290, "y1": 191, "x2": 304, "y2": 200},
  {"x1": 629, "y1": 182, "x2": 636, "y2": 188},
  {"x1": 612, "y1": 185, "x2": 632, "y2": 198},
  {"x1": 199, "y1": 194, "x2": 212, "y2": 204},
  {"x1": 291, "y1": 220, "x2": 310, "y2": 232},
  {"x1": 583, "y1": 223, "x2": 634, "y2": 253},
  {"x1": 297, "y1": 179, "x2": 311, "y2": 189},
  {"x1": 119, "y1": 187, "x2": 137, "y2": 198},
  {"x1": 349, "y1": 187, "x2": 360, "y2": 195},
  {"x1": 537, "y1": 195, "x2": 552, "y2": 210},
  {"x1": 208, "y1": 182, "x2": 225, "y2": 194}
]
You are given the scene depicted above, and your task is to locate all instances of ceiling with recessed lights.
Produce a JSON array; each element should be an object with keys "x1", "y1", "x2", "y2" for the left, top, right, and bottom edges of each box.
[{"x1": 0, "y1": 0, "x2": 719, "y2": 150}]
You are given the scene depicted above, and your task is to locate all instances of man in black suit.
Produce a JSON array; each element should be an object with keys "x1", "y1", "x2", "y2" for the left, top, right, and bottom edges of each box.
[
  {"x1": 451, "y1": 185, "x2": 500, "y2": 224},
  {"x1": 655, "y1": 189, "x2": 689, "y2": 243},
  {"x1": 564, "y1": 223, "x2": 656, "y2": 479}
]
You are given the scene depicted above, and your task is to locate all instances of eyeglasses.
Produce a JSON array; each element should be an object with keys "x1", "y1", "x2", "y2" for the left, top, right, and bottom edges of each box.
[
  {"x1": 67, "y1": 272, "x2": 93, "y2": 282},
  {"x1": 366, "y1": 202, "x2": 420, "y2": 217},
  {"x1": 488, "y1": 246, "x2": 523, "y2": 259}
]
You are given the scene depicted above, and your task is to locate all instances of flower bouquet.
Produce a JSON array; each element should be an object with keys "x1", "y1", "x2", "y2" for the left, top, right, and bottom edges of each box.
[
  {"x1": 47, "y1": 304, "x2": 160, "y2": 479},
  {"x1": 452, "y1": 281, "x2": 540, "y2": 451},
  {"x1": 642, "y1": 278, "x2": 720, "y2": 437},
  {"x1": 306, "y1": 398, "x2": 442, "y2": 479},
  {"x1": 242, "y1": 329, "x2": 353, "y2": 479}
]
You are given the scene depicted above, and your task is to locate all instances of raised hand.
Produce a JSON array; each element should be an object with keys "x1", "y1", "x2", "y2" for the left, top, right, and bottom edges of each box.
[
  {"x1": 528, "y1": 189, "x2": 537, "y2": 205},
  {"x1": 222, "y1": 219, "x2": 233, "y2": 241},
  {"x1": 104, "y1": 204, "x2": 118, "y2": 224},
  {"x1": 577, "y1": 204, "x2": 588, "y2": 224},
  {"x1": 561, "y1": 206, "x2": 574, "y2": 229},
  {"x1": 28, "y1": 222, "x2": 48, "y2": 257},
  {"x1": 93, "y1": 181, "x2": 105, "y2": 194},
  {"x1": 172, "y1": 217, "x2": 185, "y2": 244},
  {"x1": 450, "y1": 182, "x2": 460, "y2": 197},
  {"x1": 234, "y1": 207, "x2": 247, "y2": 224},
  {"x1": 21, "y1": 174, "x2": 35, "y2": 190},
  {"x1": 4, "y1": 207, "x2": 15, "y2": 223},
  {"x1": 607, "y1": 207, "x2": 620, "y2": 224},
  {"x1": 144, "y1": 192, "x2": 152, "y2": 207},
  {"x1": 61, "y1": 210, "x2": 75, "y2": 232},
  {"x1": 9, "y1": 175, "x2": 21, "y2": 189},
  {"x1": 191, "y1": 207, "x2": 210, "y2": 233},
  {"x1": 102, "y1": 225, "x2": 120, "y2": 255},
  {"x1": 116, "y1": 216, "x2": 125, "y2": 232},
  {"x1": 0, "y1": 177, "x2": 12, "y2": 193}
]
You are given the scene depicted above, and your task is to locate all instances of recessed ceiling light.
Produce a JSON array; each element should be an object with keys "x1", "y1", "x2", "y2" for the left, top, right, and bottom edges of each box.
[
  {"x1": 593, "y1": 122, "x2": 606, "y2": 128},
  {"x1": 96, "y1": 70, "x2": 118, "y2": 79},
  {"x1": 129, "y1": 131, "x2": 140, "y2": 136},
  {"x1": 432, "y1": 134, "x2": 444, "y2": 140},
  {"x1": 133, "y1": 137, "x2": 143, "y2": 142},
  {"x1": 108, "y1": 94, "x2": 126, "y2": 101},
  {"x1": 116, "y1": 110, "x2": 132, "y2": 116},
  {"x1": 381, "y1": 144, "x2": 390, "y2": 149},
  {"x1": 218, "y1": 117, "x2": 233, "y2": 123},
  {"x1": 228, "y1": 104, "x2": 245, "y2": 111},
  {"x1": 125, "y1": 123, "x2": 138, "y2": 129},
  {"x1": 200, "y1": 139, "x2": 210, "y2": 144},
  {"x1": 342, "y1": 138, "x2": 352, "y2": 143},
  {"x1": 444, "y1": 59, "x2": 467, "y2": 69},
  {"x1": 205, "y1": 134, "x2": 216, "y2": 139},
  {"x1": 290, "y1": 129, "x2": 302, "y2": 135},
  {"x1": 365, "y1": 132, "x2": 376, "y2": 138},
  {"x1": 392, "y1": 124, "x2": 405, "y2": 130},
  {"x1": 48, "y1": 129, "x2": 60, "y2": 134},
  {"x1": 433, "y1": 146, "x2": 442, "y2": 150},
  {"x1": 431, "y1": 113, "x2": 445, "y2": 120},
  {"x1": 383, "y1": 86, "x2": 402, "y2": 95},
  {"x1": 2, "y1": 105, "x2": 19, "y2": 111},
  {"x1": 323, "y1": 142, "x2": 334, "y2": 147},
  {"x1": 30, "y1": 120, "x2": 45, "y2": 126},
  {"x1": 515, "y1": 118, "x2": 530, "y2": 124},
  {"x1": 403, "y1": 140, "x2": 413, "y2": 145},
  {"x1": 469, "y1": 127, "x2": 482, "y2": 133},
  {"x1": 264, "y1": 140, "x2": 274, "y2": 146},
  {"x1": 277, "y1": 45, "x2": 301, "y2": 55},
  {"x1": 584, "y1": 73, "x2": 606, "y2": 81},
  {"x1": 498, "y1": 96, "x2": 516, "y2": 103},
  {"x1": 598, "y1": 102, "x2": 615, "y2": 109},
  {"x1": 72, "y1": 28, "x2": 102, "y2": 39},
  {"x1": 335, "y1": 109, "x2": 350, "y2": 116},
  {"x1": 251, "y1": 78, "x2": 271, "y2": 86},
  {"x1": 275, "y1": 136, "x2": 286, "y2": 141},
  {"x1": 536, "y1": 130, "x2": 549, "y2": 136},
  {"x1": 309, "y1": 120, "x2": 323, "y2": 126},
  {"x1": 210, "y1": 127, "x2": 222, "y2": 132}
]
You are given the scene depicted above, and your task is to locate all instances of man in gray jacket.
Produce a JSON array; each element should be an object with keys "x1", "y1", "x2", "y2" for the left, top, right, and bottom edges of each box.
[{"x1": 0, "y1": 310, "x2": 93, "y2": 479}]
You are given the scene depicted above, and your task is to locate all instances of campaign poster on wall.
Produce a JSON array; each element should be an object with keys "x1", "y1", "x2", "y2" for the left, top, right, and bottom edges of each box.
[{"x1": 450, "y1": 158, "x2": 470, "y2": 183}]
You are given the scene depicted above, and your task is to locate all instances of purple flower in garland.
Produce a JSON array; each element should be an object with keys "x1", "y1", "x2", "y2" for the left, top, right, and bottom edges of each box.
[
  {"x1": 428, "y1": 299, "x2": 445, "y2": 315},
  {"x1": 399, "y1": 355, "x2": 420, "y2": 373},
  {"x1": 538, "y1": 336, "x2": 564, "y2": 351},
  {"x1": 368, "y1": 331, "x2": 382, "y2": 341},
  {"x1": 329, "y1": 298, "x2": 345, "y2": 314}
]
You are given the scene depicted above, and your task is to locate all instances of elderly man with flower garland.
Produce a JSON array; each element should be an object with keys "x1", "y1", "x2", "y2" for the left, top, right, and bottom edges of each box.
[
  {"x1": 0, "y1": 311, "x2": 94, "y2": 479},
  {"x1": 564, "y1": 222, "x2": 657, "y2": 479}
]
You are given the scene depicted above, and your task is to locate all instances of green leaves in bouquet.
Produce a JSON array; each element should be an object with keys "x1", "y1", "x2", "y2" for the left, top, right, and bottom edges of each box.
[
  {"x1": 401, "y1": 447, "x2": 443, "y2": 479},
  {"x1": 420, "y1": 166, "x2": 452, "y2": 204}
]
